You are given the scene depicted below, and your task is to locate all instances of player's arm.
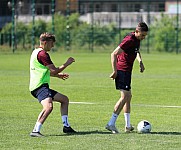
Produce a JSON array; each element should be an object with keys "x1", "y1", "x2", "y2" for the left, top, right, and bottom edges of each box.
[
  {"x1": 47, "y1": 57, "x2": 75, "y2": 76},
  {"x1": 50, "y1": 72, "x2": 70, "y2": 80},
  {"x1": 110, "y1": 46, "x2": 123, "y2": 79},
  {"x1": 136, "y1": 52, "x2": 145, "y2": 73}
]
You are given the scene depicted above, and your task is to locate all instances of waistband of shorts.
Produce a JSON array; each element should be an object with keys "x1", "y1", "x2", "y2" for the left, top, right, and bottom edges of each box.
[{"x1": 32, "y1": 83, "x2": 49, "y2": 92}]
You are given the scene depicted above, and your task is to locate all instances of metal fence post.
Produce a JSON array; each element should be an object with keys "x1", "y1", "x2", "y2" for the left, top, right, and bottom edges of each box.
[
  {"x1": 11, "y1": 0, "x2": 15, "y2": 53},
  {"x1": 176, "y1": 0, "x2": 179, "y2": 54},
  {"x1": 66, "y1": 0, "x2": 70, "y2": 50},
  {"x1": 31, "y1": 0, "x2": 35, "y2": 50},
  {"x1": 90, "y1": 1, "x2": 94, "y2": 52},
  {"x1": 118, "y1": 2, "x2": 121, "y2": 44},
  {"x1": 0, "y1": 33, "x2": 1, "y2": 45},
  {"x1": 147, "y1": 1, "x2": 150, "y2": 54},
  {"x1": 51, "y1": 0, "x2": 55, "y2": 34}
]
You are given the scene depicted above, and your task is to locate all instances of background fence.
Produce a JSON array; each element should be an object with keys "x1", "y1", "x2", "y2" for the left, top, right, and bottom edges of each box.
[{"x1": 0, "y1": 0, "x2": 181, "y2": 53}]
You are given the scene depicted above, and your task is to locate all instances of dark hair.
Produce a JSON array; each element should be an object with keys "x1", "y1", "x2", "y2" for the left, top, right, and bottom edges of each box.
[
  {"x1": 136, "y1": 22, "x2": 149, "y2": 32},
  {"x1": 40, "y1": 32, "x2": 56, "y2": 42}
]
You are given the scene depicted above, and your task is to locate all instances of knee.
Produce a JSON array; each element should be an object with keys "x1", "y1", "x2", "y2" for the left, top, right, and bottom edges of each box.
[
  {"x1": 59, "y1": 95, "x2": 69, "y2": 104},
  {"x1": 128, "y1": 93, "x2": 132, "y2": 99},
  {"x1": 123, "y1": 93, "x2": 132, "y2": 101},
  {"x1": 64, "y1": 95, "x2": 69, "y2": 104},
  {"x1": 46, "y1": 105, "x2": 53, "y2": 113}
]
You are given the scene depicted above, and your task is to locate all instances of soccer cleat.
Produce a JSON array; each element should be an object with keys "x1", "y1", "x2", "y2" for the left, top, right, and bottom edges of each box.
[
  {"x1": 105, "y1": 124, "x2": 119, "y2": 134},
  {"x1": 63, "y1": 126, "x2": 77, "y2": 133},
  {"x1": 30, "y1": 132, "x2": 44, "y2": 137},
  {"x1": 125, "y1": 125, "x2": 134, "y2": 133}
]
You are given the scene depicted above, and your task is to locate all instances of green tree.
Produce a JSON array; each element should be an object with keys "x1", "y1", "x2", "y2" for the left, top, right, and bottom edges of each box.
[
  {"x1": 1, "y1": 22, "x2": 28, "y2": 48},
  {"x1": 27, "y1": 19, "x2": 48, "y2": 47},
  {"x1": 74, "y1": 23, "x2": 117, "y2": 50},
  {"x1": 151, "y1": 14, "x2": 177, "y2": 52}
]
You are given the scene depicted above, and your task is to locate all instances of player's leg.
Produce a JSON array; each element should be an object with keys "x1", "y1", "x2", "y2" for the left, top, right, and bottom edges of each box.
[
  {"x1": 106, "y1": 90, "x2": 130, "y2": 125},
  {"x1": 106, "y1": 90, "x2": 130, "y2": 133},
  {"x1": 53, "y1": 92, "x2": 76, "y2": 133},
  {"x1": 53, "y1": 92, "x2": 69, "y2": 125},
  {"x1": 106, "y1": 70, "x2": 132, "y2": 133},
  {"x1": 123, "y1": 91, "x2": 134, "y2": 132},
  {"x1": 38, "y1": 98, "x2": 53, "y2": 124},
  {"x1": 114, "y1": 90, "x2": 131, "y2": 114},
  {"x1": 30, "y1": 97, "x2": 53, "y2": 137}
]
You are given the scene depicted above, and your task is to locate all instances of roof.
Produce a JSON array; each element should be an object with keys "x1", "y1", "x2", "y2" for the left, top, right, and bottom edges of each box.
[{"x1": 78, "y1": 0, "x2": 166, "y2": 2}]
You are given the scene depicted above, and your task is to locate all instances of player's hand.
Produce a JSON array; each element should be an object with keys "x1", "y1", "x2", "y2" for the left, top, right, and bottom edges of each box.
[
  {"x1": 65, "y1": 57, "x2": 75, "y2": 66},
  {"x1": 58, "y1": 73, "x2": 69, "y2": 80},
  {"x1": 139, "y1": 61, "x2": 145, "y2": 73},
  {"x1": 110, "y1": 71, "x2": 117, "y2": 80}
]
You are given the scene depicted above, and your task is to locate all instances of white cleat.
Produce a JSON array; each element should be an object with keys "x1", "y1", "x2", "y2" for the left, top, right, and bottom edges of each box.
[
  {"x1": 105, "y1": 124, "x2": 119, "y2": 134},
  {"x1": 30, "y1": 132, "x2": 44, "y2": 137},
  {"x1": 125, "y1": 125, "x2": 134, "y2": 133}
]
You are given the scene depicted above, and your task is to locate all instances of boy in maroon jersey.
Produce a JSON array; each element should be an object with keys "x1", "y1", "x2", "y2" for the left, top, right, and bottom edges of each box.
[{"x1": 106, "y1": 22, "x2": 149, "y2": 133}]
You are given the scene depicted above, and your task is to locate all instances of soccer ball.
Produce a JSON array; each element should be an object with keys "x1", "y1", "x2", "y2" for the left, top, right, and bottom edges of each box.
[{"x1": 137, "y1": 120, "x2": 151, "y2": 133}]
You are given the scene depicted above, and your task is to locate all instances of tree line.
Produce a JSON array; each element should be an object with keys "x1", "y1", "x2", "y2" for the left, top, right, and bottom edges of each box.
[{"x1": 0, "y1": 13, "x2": 180, "y2": 53}]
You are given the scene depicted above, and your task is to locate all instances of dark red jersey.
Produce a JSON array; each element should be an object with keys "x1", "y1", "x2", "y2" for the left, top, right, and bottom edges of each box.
[
  {"x1": 37, "y1": 48, "x2": 53, "y2": 66},
  {"x1": 117, "y1": 32, "x2": 140, "y2": 72}
]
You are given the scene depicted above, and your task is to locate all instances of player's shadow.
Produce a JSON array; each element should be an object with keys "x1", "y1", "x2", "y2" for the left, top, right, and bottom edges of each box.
[
  {"x1": 48, "y1": 130, "x2": 112, "y2": 137},
  {"x1": 150, "y1": 132, "x2": 181, "y2": 135}
]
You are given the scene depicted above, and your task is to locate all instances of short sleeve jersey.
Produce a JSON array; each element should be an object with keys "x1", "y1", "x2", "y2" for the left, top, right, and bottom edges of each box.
[
  {"x1": 117, "y1": 32, "x2": 140, "y2": 72},
  {"x1": 37, "y1": 48, "x2": 53, "y2": 66}
]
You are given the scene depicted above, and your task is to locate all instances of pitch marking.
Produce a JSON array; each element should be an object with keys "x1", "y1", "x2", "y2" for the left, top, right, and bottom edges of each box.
[
  {"x1": 133, "y1": 104, "x2": 181, "y2": 108},
  {"x1": 70, "y1": 102, "x2": 181, "y2": 108},
  {"x1": 70, "y1": 101, "x2": 94, "y2": 105}
]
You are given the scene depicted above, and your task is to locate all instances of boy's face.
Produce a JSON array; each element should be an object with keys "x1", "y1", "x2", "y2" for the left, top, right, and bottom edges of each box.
[
  {"x1": 136, "y1": 30, "x2": 148, "y2": 41},
  {"x1": 44, "y1": 40, "x2": 55, "y2": 51}
]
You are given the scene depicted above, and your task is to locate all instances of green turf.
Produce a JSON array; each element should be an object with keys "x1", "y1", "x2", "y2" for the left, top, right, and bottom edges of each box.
[{"x1": 0, "y1": 52, "x2": 181, "y2": 150}]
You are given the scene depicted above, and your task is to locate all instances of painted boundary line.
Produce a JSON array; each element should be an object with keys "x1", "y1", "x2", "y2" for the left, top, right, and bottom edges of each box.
[
  {"x1": 69, "y1": 102, "x2": 181, "y2": 108},
  {"x1": 133, "y1": 104, "x2": 181, "y2": 108},
  {"x1": 70, "y1": 101, "x2": 95, "y2": 105}
]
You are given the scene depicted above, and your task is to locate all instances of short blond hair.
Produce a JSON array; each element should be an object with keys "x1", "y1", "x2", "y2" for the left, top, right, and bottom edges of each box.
[{"x1": 40, "y1": 32, "x2": 56, "y2": 42}]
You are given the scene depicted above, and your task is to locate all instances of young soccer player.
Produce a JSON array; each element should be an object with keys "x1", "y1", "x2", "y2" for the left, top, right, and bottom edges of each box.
[
  {"x1": 106, "y1": 22, "x2": 149, "y2": 133},
  {"x1": 29, "y1": 32, "x2": 76, "y2": 137}
]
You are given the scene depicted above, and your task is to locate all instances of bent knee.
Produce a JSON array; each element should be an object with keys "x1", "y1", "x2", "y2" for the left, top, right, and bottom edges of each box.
[
  {"x1": 44, "y1": 105, "x2": 53, "y2": 113},
  {"x1": 54, "y1": 93, "x2": 69, "y2": 104},
  {"x1": 63, "y1": 95, "x2": 69, "y2": 104}
]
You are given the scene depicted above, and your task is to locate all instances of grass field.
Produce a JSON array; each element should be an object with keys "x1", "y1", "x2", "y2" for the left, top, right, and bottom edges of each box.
[{"x1": 0, "y1": 52, "x2": 181, "y2": 150}]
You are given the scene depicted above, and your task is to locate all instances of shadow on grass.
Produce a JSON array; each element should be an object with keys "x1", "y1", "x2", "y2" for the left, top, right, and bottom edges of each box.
[
  {"x1": 47, "y1": 130, "x2": 112, "y2": 137},
  {"x1": 47, "y1": 131, "x2": 181, "y2": 137},
  {"x1": 150, "y1": 132, "x2": 181, "y2": 135}
]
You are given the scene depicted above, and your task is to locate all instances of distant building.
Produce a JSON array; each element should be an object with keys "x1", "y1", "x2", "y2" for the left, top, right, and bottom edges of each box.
[
  {"x1": 78, "y1": 0, "x2": 165, "y2": 14},
  {"x1": 0, "y1": 0, "x2": 181, "y2": 29},
  {"x1": 56, "y1": 0, "x2": 78, "y2": 14},
  {"x1": 77, "y1": 0, "x2": 181, "y2": 28}
]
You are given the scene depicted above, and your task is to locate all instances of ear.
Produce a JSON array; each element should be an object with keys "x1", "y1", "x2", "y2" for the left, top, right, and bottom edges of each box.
[
  {"x1": 135, "y1": 29, "x2": 139, "y2": 33},
  {"x1": 44, "y1": 41, "x2": 47, "y2": 45}
]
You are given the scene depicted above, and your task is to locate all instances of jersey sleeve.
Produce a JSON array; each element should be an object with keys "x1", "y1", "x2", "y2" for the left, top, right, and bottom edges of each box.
[
  {"x1": 119, "y1": 37, "x2": 133, "y2": 52},
  {"x1": 37, "y1": 50, "x2": 53, "y2": 66}
]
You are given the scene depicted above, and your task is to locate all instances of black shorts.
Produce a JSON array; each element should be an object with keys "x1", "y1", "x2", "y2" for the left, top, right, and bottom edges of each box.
[
  {"x1": 115, "y1": 70, "x2": 132, "y2": 91},
  {"x1": 31, "y1": 83, "x2": 58, "y2": 102}
]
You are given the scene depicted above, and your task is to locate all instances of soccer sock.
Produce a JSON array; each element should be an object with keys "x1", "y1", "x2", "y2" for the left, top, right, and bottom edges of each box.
[
  {"x1": 124, "y1": 113, "x2": 131, "y2": 128},
  {"x1": 32, "y1": 122, "x2": 42, "y2": 132},
  {"x1": 62, "y1": 115, "x2": 70, "y2": 127},
  {"x1": 108, "y1": 113, "x2": 118, "y2": 126}
]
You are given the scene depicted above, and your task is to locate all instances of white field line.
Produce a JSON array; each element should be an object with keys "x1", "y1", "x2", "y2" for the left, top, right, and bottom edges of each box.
[
  {"x1": 69, "y1": 102, "x2": 181, "y2": 108},
  {"x1": 70, "y1": 101, "x2": 94, "y2": 105},
  {"x1": 133, "y1": 104, "x2": 181, "y2": 108}
]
